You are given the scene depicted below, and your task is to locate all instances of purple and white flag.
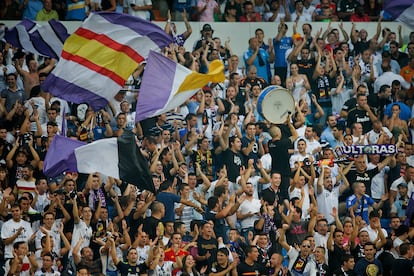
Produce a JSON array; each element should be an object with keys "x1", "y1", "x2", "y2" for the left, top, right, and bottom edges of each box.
[
  {"x1": 384, "y1": 0, "x2": 414, "y2": 30},
  {"x1": 5, "y1": 19, "x2": 69, "y2": 60}
]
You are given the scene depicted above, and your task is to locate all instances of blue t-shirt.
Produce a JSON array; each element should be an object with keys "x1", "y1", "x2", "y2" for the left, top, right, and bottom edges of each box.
[
  {"x1": 354, "y1": 258, "x2": 383, "y2": 276},
  {"x1": 65, "y1": 0, "x2": 87, "y2": 20},
  {"x1": 243, "y1": 48, "x2": 270, "y2": 81},
  {"x1": 384, "y1": 102, "x2": 412, "y2": 121},
  {"x1": 273, "y1": 36, "x2": 292, "y2": 67},
  {"x1": 346, "y1": 194, "x2": 375, "y2": 223},
  {"x1": 21, "y1": 0, "x2": 43, "y2": 20},
  {"x1": 156, "y1": 191, "x2": 181, "y2": 222}
]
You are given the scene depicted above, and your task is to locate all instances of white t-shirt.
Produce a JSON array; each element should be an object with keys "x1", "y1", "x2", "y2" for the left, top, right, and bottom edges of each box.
[
  {"x1": 154, "y1": 261, "x2": 174, "y2": 276},
  {"x1": 1, "y1": 219, "x2": 34, "y2": 258},
  {"x1": 35, "y1": 220, "x2": 62, "y2": 253},
  {"x1": 236, "y1": 175, "x2": 261, "y2": 200},
  {"x1": 367, "y1": 163, "x2": 389, "y2": 200},
  {"x1": 5, "y1": 255, "x2": 31, "y2": 276},
  {"x1": 238, "y1": 198, "x2": 261, "y2": 229},
  {"x1": 287, "y1": 246, "x2": 316, "y2": 274},
  {"x1": 137, "y1": 245, "x2": 150, "y2": 264},
  {"x1": 124, "y1": 0, "x2": 152, "y2": 20},
  {"x1": 361, "y1": 224, "x2": 388, "y2": 243},
  {"x1": 289, "y1": 153, "x2": 310, "y2": 169},
  {"x1": 289, "y1": 184, "x2": 310, "y2": 219},
  {"x1": 70, "y1": 220, "x2": 93, "y2": 256},
  {"x1": 316, "y1": 185, "x2": 339, "y2": 224}
]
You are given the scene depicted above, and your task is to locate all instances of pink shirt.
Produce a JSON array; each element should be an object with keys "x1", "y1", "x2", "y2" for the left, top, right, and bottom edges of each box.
[{"x1": 197, "y1": 0, "x2": 218, "y2": 22}]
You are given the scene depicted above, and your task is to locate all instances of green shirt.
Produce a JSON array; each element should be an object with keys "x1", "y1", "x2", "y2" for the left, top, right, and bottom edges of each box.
[{"x1": 35, "y1": 9, "x2": 59, "y2": 21}]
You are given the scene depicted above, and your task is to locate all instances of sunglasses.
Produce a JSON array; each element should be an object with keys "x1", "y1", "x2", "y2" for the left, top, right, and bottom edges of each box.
[{"x1": 302, "y1": 244, "x2": 311, "y2": 248}]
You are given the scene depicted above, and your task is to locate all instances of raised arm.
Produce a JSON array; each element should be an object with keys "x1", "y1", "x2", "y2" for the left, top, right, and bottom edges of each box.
[
  {"x1": 278, "y1": 224, "x2": 291, "y2": 251},
  {"x1": 72, "y1": 196, "x2": 80, "y2": 224},
  {"x1": 327, "y1": 225, "x2": 335, "y2": 252}
]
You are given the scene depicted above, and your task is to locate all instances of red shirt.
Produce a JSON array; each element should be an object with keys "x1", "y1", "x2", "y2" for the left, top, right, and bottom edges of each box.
[
  {"x1": 164, "y1": 248, "x2": 189, "y2": 276},
  {"x1": 240, "y1": 12, "x2": 262, "y2": 22},
  {"x1": 350, "y1": 14, "x2": 371, "y2": 22},
  {"x1": 315, "y1": 3, "x2": 337, "y2": 15}
]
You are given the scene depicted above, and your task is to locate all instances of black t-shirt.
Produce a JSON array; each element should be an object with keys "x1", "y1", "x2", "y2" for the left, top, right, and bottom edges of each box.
[
  {"x1": 342, "y1": 94, "x2": 387, "y2": 117},
  {"x1": 351, "y1": 243, "x2": 365, "y2": 263},
  {"x1": 286, "y1": 220, "x2": 309, "y2": 245},
  {"x1": 196, "y1": 236, "x2": 218, "y2": 271},
  {"x1": 367, "y1": 94, "x2": 391, "y2": 121},
  {"x1": 392, "y1": 52, "x2": 409, "y2": 68},
  {"x1": 116, "y1": 261, "x2": 148, "y2": 276},
  {"x1": 257, "y1": 246, "x2": 271, "y2": 267},
  {"x1": 222, "y1": 148, "x2": 244, "y2": 183},
  {"x1": 378, "y1": 251, "x2": 395, "y2": 276},
  {"x1": 205, "y1": 209, "x2": 226, "y2": 239},
  {"x1": 297, "y1": 58, "x2": 316, "y2": 82},
  {"x1": 391, "y1": 257, "x2": 413, "y2": 274},
  {"x1": 268, "y1": 139, "x2": 291, "y2": 177},
  {"x1": 241, "y1": 136, "x2": 259, "y2": 168},
  {"x1": 353, "y1": 40, "x2": 370, "y2": 55},
  {"x1": 261, "y1": 186, "x2": 283, "y2": 206},
  {"x1": 210, "y1": 262, "x2": 232, "y2": 275},
  {"x1": 311, "y1": 75, "x2": 332, "y2": 107},
  {"x1": 78, "y1": 259, "x2": 102, "y2": 276},
  {"x1": 315, "y1": 262, "x2": 330, "y2": 276},
  {"x1": 128, "y1": 215, "x2": 144, "y2": 242},
  {"x1": 237, "y1": 261, "x2": 266, "y2": 276},
  {"x1": 344, "y1": 167, "x2": 379, "y2": 198},
  {"x1": 346, "y1": 108, "x2": 374, "y2": 134},
  {"x1": 337, "y1": 0, "x2": 361, "y2": 21},
  {"x1": 333, "y1": 267, "x2": 356, "y2": 276},
  {"x1": 162, "y1": 162, "x2": 175, "y2": 181},
  {"x1": 142, "y1": 216, "x2": 161, "y2": 240},
  {"x1": 329, "y1": 244, "x2": 346, "y2": 272}
]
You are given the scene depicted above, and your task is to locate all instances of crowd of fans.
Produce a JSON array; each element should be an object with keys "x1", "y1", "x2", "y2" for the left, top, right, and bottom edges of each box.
[
  {"x1": 1, "y1": 0, "x2": 414, "y2": 275},
  {"x1": 0, "y1": 0, "x2": 402, "y2": 23}
]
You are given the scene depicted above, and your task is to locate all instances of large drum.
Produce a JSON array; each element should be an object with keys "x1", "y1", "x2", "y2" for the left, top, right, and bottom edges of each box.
[{"x1": 257, "y1": 85, "x2": 295, "y2": 124}]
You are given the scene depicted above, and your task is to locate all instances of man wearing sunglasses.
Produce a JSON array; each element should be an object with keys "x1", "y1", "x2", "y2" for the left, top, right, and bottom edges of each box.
[{"x1": 279, "y1": 224, "x2": 316, "y2": 275}]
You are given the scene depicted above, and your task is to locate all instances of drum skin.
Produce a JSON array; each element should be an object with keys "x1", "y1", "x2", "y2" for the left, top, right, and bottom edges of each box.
[{"x1": 257, "y1": 85, "x2": 295, "y2": 124}]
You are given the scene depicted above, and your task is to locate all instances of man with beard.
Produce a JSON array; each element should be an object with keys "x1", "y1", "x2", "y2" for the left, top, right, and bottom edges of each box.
[
  {"x1": 279, "y1": 225, "x2": 316, "y2": 275},
  {"x1": 221, "y1": 136, "x2": 244, "y2": 187},
  {"x1": 13, "y1": 164, "x2": 36, "y2": 198},
  {"x1": 321, "y1": 115, "x2": 338, "y2": 148},
  {"x1": 237, "y1": 182, "x2": 261, "y2": 241},
  {"x1": 316, "y1": 166, "x2": 350, "y2": 224}
]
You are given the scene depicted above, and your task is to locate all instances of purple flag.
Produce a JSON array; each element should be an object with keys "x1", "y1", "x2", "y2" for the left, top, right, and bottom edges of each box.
[
  {"x1": 384, "y1": 0, "x2": 414, "y2": 30},
  {"x1": 5, "y1": 19, "x2": 69, "y2": 60},
  {"x1": 43, "y1": 135, "x2": 86, "y2": 178}
]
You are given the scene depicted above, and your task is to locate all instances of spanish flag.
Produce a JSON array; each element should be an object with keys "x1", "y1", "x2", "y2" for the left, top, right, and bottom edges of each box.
[
  {"x1": 135, "y1": 51, "x2": 225, "y2": 122},
  {"x1": 42, "y1": 12, "x2": 173, "y2": 110}
]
